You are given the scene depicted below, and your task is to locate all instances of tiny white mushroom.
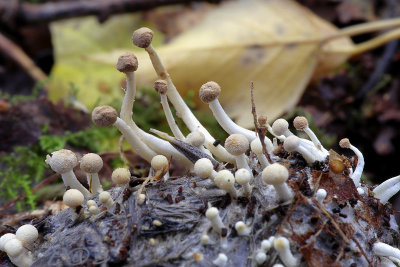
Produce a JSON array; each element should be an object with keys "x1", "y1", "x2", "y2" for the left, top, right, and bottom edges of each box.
[
  {"x1": 4, "y1": 238, "x2": 23, "y2": 258},
  {"x1": 200, "y1": 234, "x2": 210, "y2": 245},
  {"x1": 46, "y1": 149, "x2": 90, "y2": 198},
  {"x1": 15, "y1": 224, "x2": 38, "y2": 246},
  {"x1": 88, "y1": 205, "x2": 100, "y2": 215},
  {"x1": 194, "y1": 158, "x2": 216, "y2": 180},
  {"x1": 235, "y1": 168, "x2": 252, "y2": 197},
  {"x1": 99, "y1": 191, "x2": 113, "y2": 209},
  {"x1": 293, "y1": 116, "x2": 324, "y2": 151},
  {"x1": 271, "y1": 119, "x2": 293, "y2": 137},
  {"x1": 261, "y1": 239, "x2": 272, "y2": 252},
  {"x1": 250, "y1": 137, "x2": 273, "y2": 168},
  {"x1": 339, "y1": 138, "x2": 364, "y2": 187},
  {"x1": 374, "y1": 242, "x2": 400, "y2": 261},
  {"x1": 225, "y1": 134, "x2": 251, "y2": 171},
  {"x1": 199, "y1": 81, "x2": 256, "y2": 141},
  {"x1": 214, "y1": 170, "x2": 238, "y2": 199},
  {"x1": 212, "y1": 253, "x2": 228, "y2": 267},
  {"x1": 63, "y1": 189, "x2": 84, "y2": 212},
  {"x1": 373, "y1": 175, "x2": 400, "y2": 204},
  {"x1": 137, "y1": 193, "x2": 146, "y2": 205},
  {"x1": 205, "y1": 206, "x2": 225, "y2": 234},
  {"x1": 255, "y1": 251, "x2": 267, "y2": 265},
  {"x1": 235, "y1": 221, "x2": 251, "y2": 236},
  {"x1": 357, "y1": 188, "x2": 365, "y2": 195},
  {"x1": 283, "y1": 135, "x2": 316, "y2": 164},
  {"x1": 262, "y1": 164, "x2": 293, "y2": 202},
  {"x1": 151, "y1": 155, "x2": 169, "y2": 181},
  {"x1": 274, "y1": 236, "x2": 299, "y2": 267},
  {"x1": 186, "y1": 130, "x2": 212, "y2": 156},
  {"x1": 80, "y1": 153, "x2": 103, "y2": 194},
  {"x1": 0, "y1": 233, "x2": 16, "y2": 251},
  {"x1": 315, "y1": 188, "x2": 327, "y2": 204},
  {"x1": 112, "y1": 168, "x2": 131, "y2": 186}
]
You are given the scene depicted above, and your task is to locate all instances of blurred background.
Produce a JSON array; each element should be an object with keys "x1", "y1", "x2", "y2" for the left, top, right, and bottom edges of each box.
[{"x1": 0, "y1": 0, "x2": 399, "y2": 217}]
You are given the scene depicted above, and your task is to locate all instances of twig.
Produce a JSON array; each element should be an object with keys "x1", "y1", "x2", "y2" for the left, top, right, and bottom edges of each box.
[
  {"x1": 250, "y1": 81, "x2": 272, "y2": 164},
  {"x1": 0, "y1": 0, "x2": 222, "y2": 25}
]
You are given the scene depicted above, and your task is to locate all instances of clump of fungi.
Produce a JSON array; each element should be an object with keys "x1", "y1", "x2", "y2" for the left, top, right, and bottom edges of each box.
[{"x1": 2, "y1": 27, "x2": 400, "y2": 267}]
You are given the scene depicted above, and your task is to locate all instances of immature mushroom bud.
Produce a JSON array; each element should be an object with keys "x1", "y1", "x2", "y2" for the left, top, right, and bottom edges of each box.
[
  {"x1": 154, "y1": 79, "x2": 168, "y2": 94},
  {"x1": 271, "y1": 119, "x2": 293, "y2": 137},
  {"x1": 116, "y1": 53, "x2": 138, "y2": 73},
  {"x1": 15, "y1": 225, "x2": 38, "y2": 246},
  {"x1": 255, "y1": 251, "x2": 267, "y2": 265},
  {"x1": 283, "y1": 135, "x2": 316, "y2": 165},
  {"x1": 274, "y1": 237, "x2": 299, "y2": 267},
  {"x1": 137, "y1": 193, "x2": 146, "y2": 205},
  {"x1": 199, "y1": 81, "x2": 256, "y2": 141},
  {"x1": 132, "y1": 27, "x2": 154, "y2": 48},
  {"x1": 235, "y1": 221, "x2": 251, "y2": 236},
  {"x1": 111, "y1": 168, "x2": 131, "y2": 186},
  {"x1": 99, "y1": 191, "x2": 113, "y2": 209},
  {"x1": 80, "y1": 153, "x2": 103, "y2": 194},
  {"x1": 205, "y1": 206, "x2": 225, "y2": 234},
  {"x1": 0, "y1": 233, "x2": 16, "y2": 251},
  {"x1": 315, "y1": 188, "x2": 327, "y2": 204},
  {"x1": 339, "y1": 138, "x2": 364, "y2": 187},
  {"x1": 373, "y1": 175, "x2": 400, "y2": 204},
  {"x1": 250, "y1": 137, "x2": 273, "y2": 168},
  {"x1": 4, "y1": 239, "x2": 23, "y2": 258},
  {"x1": 293, "y1": 116, "x2": 324, "y2": 150},
  {"x1": 46, "y1": 149, "x2": 90, "y2": 198},
  {"x1": 261, "y1": 239, "x2": 272, "y2": 252},
  {"x1": 235, "y1": 168, "x2": 252, "y2": 197},
  {"x1": 63, "y1": 189, "x2": 84, "y2": 211},
  {"x1": 262, "y1": 163, "x2": 293, "y2": 202},
  {"x1": 151, "y1": 155, "x2": 169, "y2": 181},
  {"x1": 214, "y1": 170, "x2": 238, "y2": 199},
  {"x1": 92, "y1": 106, "x2": 118, "y2": 127},
  {"x1": 86, "y1": 200, "x2": 100, "y2": 215},
  {"x1": 194, "y1": 158, "x2": 216, "y2": 180},
  {"x1": 225, "y1": 134, "x2": 251, "y2": 171},
  {"x1": 212, "y1": 253, "x2": 228, "y2": 267}
]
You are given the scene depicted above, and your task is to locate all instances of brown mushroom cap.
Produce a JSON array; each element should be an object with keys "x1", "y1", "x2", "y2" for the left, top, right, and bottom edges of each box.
[
  {"x1": 80, "y1": 153, "x2": 103, "y2": 173},
  {"x1": 116, "y1": 53, "x2": 138, "y2": 73},
  {"x1": 132, "y1": 27, "x2": 154, "y2": 48},
  {"x1": 92, "y1": 106, "x2": 118, "y2": 127},
  {"x1": 111, "y1": 168, "x2": 131, "y2": 185},
  {"x1": 225, "y1": 134, "x2": 249, "y2": 156},
  {"x1": 154, "y1": 79, "x2": 168, "y2": 94},
  {"x1": 258, "y1": 115, "x2": 267, "y2": 126},
  {"x1": 199, "y1": 81, "x2": 221, "y2": 103},
  {"x1": 339, "y1": 138, "x2": 351, "y2": 149},
  {"x1": 293, "y1": 116, "x2": 308, "y2": 130}
]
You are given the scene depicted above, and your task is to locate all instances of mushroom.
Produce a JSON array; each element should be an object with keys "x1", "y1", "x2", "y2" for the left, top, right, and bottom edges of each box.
[
  {"x1": 273, "y1": 237, "x2": 299, "y2": 267},
  {"x1": 254, "y1": 251, "x2": 267, "y2": 265},
  {"x1": 235, "y1": 221, "x2": 251, "y2": 236},
  {"x1": 0, "y1": 233, "x2": 16, "y2": 252},
  {"x1": 194, "y1": 158, "x2": 216, "y2": 180},
  {"x1": 373, "y1": 175, "x2": 400, "y2": 204},
  {"x1": 212, "y1": 253, "x2": 228, "y2": 267},
  {"x1": 15, "y1": 224, "x2": 38, "y2": 249},
  {"x1": 250, "y1": 137, "x2": 273, "y2": 168},
  {"x1": 186, "y1": 130, "x2": 212, "y2": 157},
  {"x1": 154, "y1": 79, "x2": 185, "y2": 140},
  {"x1": 315, "y1": 188, "x2": 327, "y2": 204},
  {"x1": 132, "y1": 27, "x2": 235, "y2": 165},
  {"x1": 63, "y1": 189, "x2": 84, "y2": 213},
  {"x1": 261, "y1": 239, "x2": 272, "y2": 253},
  {"x1": 199, "y1": 81, "x2": 256, "y2": 141},
  {"x1": 205, "y1": 206, "x2": 225, "y2": 234},
  {"x1": 271, "y1": 118, "x2": 293, "y2": 137},
  {"x1": 80, "y1": 153, "x2": 103, "y2": 194},
  {"x1": 137, "y1": 193, "x2": 146, "y2": 205},
  {"x1": 45, "y1": 149, "x2": 90, "y2": 198},
  {"x1": 99, "y1": 191, "x2": 113, "y2": 209},
  {"x1": 235, "y1": 168, "x2": 252, "y2": 197},
  {"x1": 374, "y1": 242, "x2": 400, "y2": 262},
  {"x1": 111, "y1": 168, "x2": 131, "y2": 186},
  {"x1": 293, "y1": 116, "x2": 325, "y2": 151},
  {"x1": 151, "y1": 155, "x2": 169, "y2": 181},
  {"x1": 4, "y1": 238, "x2": 33, "y2": 267},
  {"x1": 86, "y1": 200, "x2": 100, "y2": 215},
  {"x1": 214, "y1": 170, "x2": 238, "y2": 199},
  {"x1": 283, "y1": 135, "x2": 318, "y2": 164},
  {"x1": 339, "y1": 138, "x2": 364, "y2": 187},
  {"x1": 262, "y1": 163, "x2": 293, "y2": 202},
  {"x1": 225, "y1": 134, "x2": 251, "y2": 171}
]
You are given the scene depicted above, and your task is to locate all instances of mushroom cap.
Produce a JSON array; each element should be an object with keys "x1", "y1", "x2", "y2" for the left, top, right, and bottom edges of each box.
[
  {"x1": 80, "y1": 153, "x2": 103, "y2": 173},
  {"x1": 283, "y1": 135, "x2": 300, "y2": 152},
  {"x1": 186, "y1": 131, "x2": 205, "y2": 147},
  {"x1": 116, "y1": 53, "x2": 138, "y2": 73},
  {"x1": 88, "y1": 206, "x2": 99, "y2": 214},
  {"x1": 199, "y1": 81, "x2": 221, "y2": 103},
  {"x1": 214, "y1": 170, "x2": 235, "y2": 190},
  {"x1": 4, "y1": 238, "x2": 23, "y2": 258},
  {"x1": 274, "y1": 236, "x2": 290, "y2": 252},
  {"x1": 235, "y1": 221, "x2": 246, "y2": 231},
  {"x1": 151, "y1": 155, "x2": 168, "y2": 171},
  {"x1": 0, "y1": 233, "x2": 16, "y2": 251},
  {"x1": 16, "y1": 224, "x2": 38, "y2": 244},
  {"x1": 45, "y1": 149, "x2": 77, "y2": 174},
  {"x1": 154, "y1": 79, "x2": 168, "y2": 94},
  {"x1": 235, "y1": 168, "x2": 251, "y2": 185},
  {"x1": 205, "y1": 207, "x2": 219, "y2": 219},
  {"x1": 132, "y1": 27, "x2": 154, "y2": 48},
  {"x1": 63, "y1": 189, "x2": 84, "y2": 208},
  {"x1": 225, "y1": 134, "x2": 249, "y2": 156},
  {"x1": 293, "y1": 116, "x2": 308, "y2": 130},
  {"x1": 99, "y1": 191, "x2": 111, "y2": 204},
  {"x1": 92, "y1": 106, "x2": 118, "y2": 127},
  {"x1": 111, "y1": 168, "x2": 131, "y2": 185},
  {"x1": 250, "y1": 137, "x2": 273, "y2": 154},
  {"x1": 339, "y1": 138, "x2": 351, "y2": 149},
  {"x1": 86, "y1": 200, "x2": 97, "y2": 207},
  {"x1": 194, "y1": 158, "x2": 213, "y2": 178},
  {"x1": 271, "y1": 118, "x2": 289, "y2": 136},
  {"x1": 262, "y1": 163, "x2": 289, "y2": 185},
  {"x1": 258, "y1": 115, "x2": 267, "y2": 126}
]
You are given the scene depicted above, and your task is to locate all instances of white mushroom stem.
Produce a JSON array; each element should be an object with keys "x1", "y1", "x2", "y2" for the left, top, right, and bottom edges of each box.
[
  {"x1": 373, "y1": 175, "x2": 400, "y2": 204},
  {"x1": 293, "y1": 116, "x2": 324, "y2": 150},
  {"x1": 205, "y1": 207, "x2": 225, "y2": 234},
  {"x1": 374, "y1": 242, "x2": 400, "y2": 261},
  {"x1": 143, "y1": 44, "x2": 235, "y2": 164},
  {"x1": 88, "y1": 173, "x2": 102, "y2": 194},
  {"x1": 283, "y1": 136, "x2": 320, "y2": 165},
  {"x1": 236, "y1": 154, "x2": 250, "y2": 171},
  {"x1": 274, "y1": 183, "x2": 294, "y2": 202},
  {"x1": 339, "y1": 138, "x2": 364, "y2": 187},
  {"x1": 380, "y1": 257, "x2": 397, "y2": 267},
  {"x1": 160, "y1": 93, "x2": 185, "y2": 140},
  {"x1": 212, "y1": 253, "x2": 228, "y2": 267},
  {"x1": 207, "y1": 99, "x2": 256, "y2": 141},
  {"x1": 250, "y1": 138, "x2": 273, "y2": 168},
  {"x1": 274, "y1": 237, "x2": 299, "y2": 267},
  {"x1": 315, "y1": 189, "x2": 327, "y2": 204}
]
